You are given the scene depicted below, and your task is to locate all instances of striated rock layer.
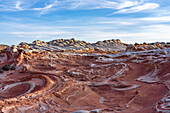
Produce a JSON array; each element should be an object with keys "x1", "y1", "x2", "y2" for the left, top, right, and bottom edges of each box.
[
  {"x1": 26, "y1": 38, "x2": 127, "y2": 52},
  {"x1": 0, "y1": 41, "x2": 169, "y2": 113}
]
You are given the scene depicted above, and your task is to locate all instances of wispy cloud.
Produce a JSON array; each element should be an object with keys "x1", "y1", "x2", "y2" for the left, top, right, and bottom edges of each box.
[
  {"x1": 67, "y1": 0, "x2": 117, "y2": 9},
  {"x1": 98, "y1": 21, "x2": 135, "y2": 25},
  {"x1": 0, "y1": 0, "x2": 170, "y2": 45},
  {"x1": 33, "y1": 5, "x2": 54, "y2": 11},
  {"x1": 32, "y1": 4, "x2": 54, "y2": 14},
  {"x1": 139, "y1": 16, "x2": 170, "y2": 22},
  {"x1": 56, "y1": 0, "x2": 143, "y2": 10},
  {"x1": 0, "y1": 0, "x2": 158, "y2": 14},
  {"x1": 114, "y1": 3, "x2": 159, "y2": 14},
  {"x1": 1, "y1": 15, "x2": 169, "y2": 44}
]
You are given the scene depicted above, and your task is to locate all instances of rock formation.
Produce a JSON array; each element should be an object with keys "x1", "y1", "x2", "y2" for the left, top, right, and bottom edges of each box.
[
  {"x1": 28, "y1": 38, "x2": 126, "y2": 52},
  {"x1": 0, "y1": 39, "x2": 169, "y2": 113},
  {"x1": 0, "y1": 45, "x2": 8, "y2": 51}
]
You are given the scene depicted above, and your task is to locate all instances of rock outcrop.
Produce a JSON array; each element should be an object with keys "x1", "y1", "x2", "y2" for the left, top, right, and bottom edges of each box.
[
  {"x1": 0, "y1": 45, "x2": 8, "y2": 51},
  {"x1": 0, "y1": 39, "x2": 169, "y2": 113},
  {"x1": 126, "y1": 42, "x2": 169, "y2": 51},
  {"x1": 28, "y1": 38, "x2": 126, "y2": 52}
]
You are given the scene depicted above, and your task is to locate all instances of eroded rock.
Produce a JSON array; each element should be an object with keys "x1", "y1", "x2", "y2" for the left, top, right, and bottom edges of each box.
[{"x1": 0, "y1": 40, "x2": 169, "y2": 113}]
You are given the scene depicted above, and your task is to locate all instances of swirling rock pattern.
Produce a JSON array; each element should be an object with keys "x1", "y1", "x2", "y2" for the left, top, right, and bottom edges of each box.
[{"x1": 0, "y1": 44, "x2": 169, "y2": 113}]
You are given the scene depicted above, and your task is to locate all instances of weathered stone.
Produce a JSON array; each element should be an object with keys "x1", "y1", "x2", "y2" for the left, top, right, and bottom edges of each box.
[
  {"x1": 32, "y1": 40, "x2": 47, "y2": 45},
  {"x1": 62, "y1": 42, "x2": 67, "y2": 46},
  {"x1": 134, "y1": 43, "x2": 139, "y2": 46},
  {"x1": 103, "y1": 40, "x2": 109, "y2": 43},
  {"x1": 96, "y1": 41, "x2": 103, "y2": 45},
  {"x1": 60, "y1": 39, "x2": 64, "y2": 42},
  {"x1": 65, "y1": 41, "x2": 70, "y2": 44},
  {"x1": 0, "y1": 42, "x2": 168, "y2": 113},
  {"x1": 155, "y1": 43, "x2": 164, "y2": 48},
  {"x1": 143, "y1": 42, "x2": 147, "y2": 45},
  {"x1": 58, "y1": 44, "x2": 64, "y2": 47},
  {"x1": 116, "y1": 39, "x2": 121, "y2": 43},
  {"x1": 109, "y1": 40, "x2": 113, "y2": 43},
  {"x1": 126, "y1": 44, "x2": 135, "y2": 51},
  {"x1": 136, "y1": 47, "x2": 145, "y2": 51},
  {"x1": 112, "y1": 39, "x2": 116, "y2": 42},
  {"x1": 70, "y1": 38, "x2": 76, "y2": 42},
  {"x1": 19, "y1": 42, "x2": 28, "y2": 46},
  {"x1": 69, "y1": 40, "x2": 74, "y2": 43}
]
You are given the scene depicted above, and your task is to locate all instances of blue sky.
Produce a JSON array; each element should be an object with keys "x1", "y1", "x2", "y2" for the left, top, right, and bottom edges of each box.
[{"x1": 0, "y1": 0, "x2": 170, "y2": 45}]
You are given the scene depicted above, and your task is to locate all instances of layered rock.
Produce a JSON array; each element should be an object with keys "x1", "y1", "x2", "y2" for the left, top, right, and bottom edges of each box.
[
  {"x1": 126, "y1": 42, "x2": 170, "y2": 51},
  {"x1": 0, "y1": 40, "x2": 169, "y2": 113},
  {"x1": 28, "y1": 38, "x2": 126, "y2": 52}
]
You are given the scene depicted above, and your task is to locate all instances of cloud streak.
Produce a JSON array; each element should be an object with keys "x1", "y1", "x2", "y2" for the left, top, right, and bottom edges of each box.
[
  {"x1": 1, "y1": 14, "x2": 169, "y2": 44},
  {"x1": 32, "y1": 5, "x2": 54, "y2": 11},
  {"x1": 114, "y1": 3, "x2": 159, "y2": 14},
  {"x1": 0, "y1": 0, "x2": 159, "y2": 14},
  {"x1": 139, "y1": 16, "x2": 170, "y2": 22}
]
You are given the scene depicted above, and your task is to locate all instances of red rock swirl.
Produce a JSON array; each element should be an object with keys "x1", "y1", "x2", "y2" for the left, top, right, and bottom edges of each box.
[{"x1": 0, "y1": 46, "x2": 169, "y2": 113}]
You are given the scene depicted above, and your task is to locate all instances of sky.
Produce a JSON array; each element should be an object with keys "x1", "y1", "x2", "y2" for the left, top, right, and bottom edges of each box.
[{"x1": 0, "y1": 0, "x2": 170, "y2": 45}]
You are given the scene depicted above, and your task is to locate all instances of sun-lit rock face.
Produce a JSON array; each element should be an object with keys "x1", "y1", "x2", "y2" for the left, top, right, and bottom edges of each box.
[{"x1": 0, "y1": 43, "x2": 169, "y2": 113}]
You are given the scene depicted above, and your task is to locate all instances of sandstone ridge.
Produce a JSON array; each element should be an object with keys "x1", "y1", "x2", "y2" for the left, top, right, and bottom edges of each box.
[
  {"x1": 20, "y1": 38, "x2": 170, "y2": 53},
  {"x1": 21, "y1": 38, "x2": 126, "y2": 52}
]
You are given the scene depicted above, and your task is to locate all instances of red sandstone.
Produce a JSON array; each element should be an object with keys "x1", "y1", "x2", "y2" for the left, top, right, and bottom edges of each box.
[{"x1": 0, "y1": 45, "x2": 169, "y2": 113}]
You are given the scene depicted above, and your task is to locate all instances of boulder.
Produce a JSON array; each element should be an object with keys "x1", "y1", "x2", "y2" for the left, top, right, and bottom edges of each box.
[
  {"x1": 32, "y1": 40, "x2": 47, "y2": 46},
  {"x1": 70, "y1": 38, "x2": 76, "y2": 42},
  {"x1": 58, "y1": 44, "x2": 64, "y2": 47},
  {"x1": 116, "y1": 39, "x2": 121, "y2": 43},
  {"x1": 126, "y1": 44, "x2": 134, "y2": 51},
  {"x1": 19, "y1": 42, "x2": 28, "y2": 46},
  {"x1": 96, "y1": 41, "x2": 102, "y2": 44},
  {"x1": 112, "y1": 39, "x2": 116, "y2": 42},
  {"x1": 62, "y1": 42, "x2": 67, "y2": 46}
]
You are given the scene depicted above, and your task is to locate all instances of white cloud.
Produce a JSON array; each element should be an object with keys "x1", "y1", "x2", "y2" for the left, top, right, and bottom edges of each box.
[
  {"x1": 97, "y1": 16, "x2": 170, "y2": 26},
  {"x1": 1, "y1": 18, "x2": 170, "y2": 44},
  {"x1": 32, "y1": 4, "x2": 54, "y2": 14},
  {"x1": 39, "y1": 26, "x2": 80, "y2": 29},
  {"x1": 98, "y1": 21, "x2": 135, "y2": 25},
  {"x1": 0, "y1": 1, "x2": 169, "y2": 44},
  {"x1": 64, "y1": 0, "x2": 117, "y2": 9},
  {"x1": 15, "y1": 1, "x2": 23, "y2": 10},
  {"x1": 62, "y1": 0, "x2": 144, "y2": 10},
  {"x1": 0, "y1": 0, "x2": 152, "y2": 14},
  {"x1": 33, "y1": 4, "x2": 54, "y2": 11},
  {"x1": 116, "y1": 0, "x2": 141, "y2": 9},
  {"x1": 115, "y1": 3, "x2": 159, "y2": 14},
  {"x1": 139, "y1": 16, "x2": 170, "y2": 22}
]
